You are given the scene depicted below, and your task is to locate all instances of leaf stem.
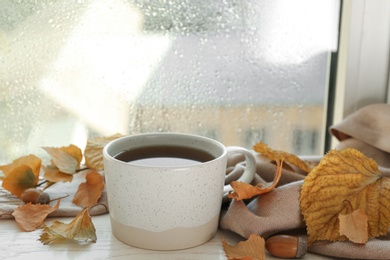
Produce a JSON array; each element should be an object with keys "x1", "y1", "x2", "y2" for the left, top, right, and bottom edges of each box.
[{"x1": 76, "y1": 167, "x2": 89, "y2": 173}]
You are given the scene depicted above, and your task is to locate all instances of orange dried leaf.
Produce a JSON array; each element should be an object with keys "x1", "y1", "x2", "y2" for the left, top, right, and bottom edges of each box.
[
  {"x1": 38, "y1": 207, "x2": 97, "y2": 244},
  {"x1": 60, "y1": 144, "x2": 83, "y2": 165},
  {"x1": 84, "y1": 133, "x2": 123, "y2": 170},
  {"x1": 2, "y1": 165, "x2": 39, "y2": 198},
  {"x1": 12, "y1": 200, "x2": 60, "y2": 231},
  {"x1": 254, "y1": 142, "x2": 312, "y2": 173},
  {"x1": 300, "y1": 148, "x2": 390, "y2": 245},
  {"x1": 228, "y1": 159, "x2": 282, "y2": 201},
  {"x1": 72, "y1": 171, "x2": 104, "y2": 207},
  {"x1": 42, "y1": 165, "x2": 73, "y2": 183},
  {"x1": 42, "y1": 145, "x2": 82, "y2": 174},
  {"x1": 0, "y1": 154, "x2": 41, "y2": 178},
  {"x1": 222, "y1": 234, "x2": 265, "y2": 260},
  {"x1": 339, "y1": 209, "x2": 368, "y2": 244}
]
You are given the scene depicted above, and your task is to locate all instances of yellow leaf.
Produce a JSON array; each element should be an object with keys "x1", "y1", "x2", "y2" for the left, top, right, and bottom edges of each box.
[
  {"x1": 12, "y1": 200, "x2": 60, "y2": 232},
  {"x1": 253, "y1": 142, "x2": 312, "y2": 173},
  {"x1": 84, "y1": 133, "x2": 123, "y2": 170},
  {"x1": 222, "y1": 234, "x2": 265, "y2": 260},
  {"x1": 42, "y1": 145, "x2": 82, "y2": 174},
  {"x1": 339, "y1": 208, "x2": 368, "y2": 244},
  {"x1": 39, "y1": 207, "x2": 97, "y2": 244},
  {"x1": 72, "y1": 171, "x2": 105, "y2": 207},
  {"x1": 300, "y1": 148, "x2": 390, "y2": 245},
  {"x1": 2, "y1": 165, "x2": 39, "y2": 198}
]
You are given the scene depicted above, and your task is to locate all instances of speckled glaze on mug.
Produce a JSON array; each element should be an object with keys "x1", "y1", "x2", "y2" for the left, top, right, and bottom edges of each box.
[{"x1": 103, "y1": 133, "x2": 255, "y2": 250}]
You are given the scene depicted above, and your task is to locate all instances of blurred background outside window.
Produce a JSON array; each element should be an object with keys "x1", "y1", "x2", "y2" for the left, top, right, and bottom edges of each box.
[{"x1": 0, "y1": 0, "x2": 340, "y2": 165}]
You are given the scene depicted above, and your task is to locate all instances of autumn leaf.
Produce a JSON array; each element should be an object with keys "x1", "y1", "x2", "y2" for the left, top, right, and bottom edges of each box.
[
  {"x1": 72, "y1": 171, "x2": 105, "y2": 208},
  {"x1": 2, "y1": 164, "x2": 40, "y2": 198},
  {"x1": 222, "y1": 234, "x2": 265, "y2": 260},
  {"x1": 39, "y1": 207, "x2": 97, "y2": 244},
  {"x1": 12, "y1": 200, "x2": 60, "y2": 231},
  {"x1": 0, "y1": 154, "x2": 41, "y2": 178},
  {"x1": 300, "y1": 148, "x2": 390, "y2": 245},
  {"x1": 253, "y1": 142, "x2": 312, "y2": 173},
  {"x1": 84, "y1": 133, "x2": 123, "y2": 170},
  {"x1": 228, "y1": 164, "x2": 282, "y2": 201},
  {"x1": 0, "y1": 155, "x2": 41, "y2": 197},
  {"x1": 42, "y1": 144, "x2": 82, "y2": 174},
  {"x1": 339, "y1": 208, "x2": 368, "y2": 244},
  {"x1": 42, "y1": 165, "x2": 73, "y2": 183},
  {"x1": 229, "y1": 142, "x2": 310, "y2": 201}
]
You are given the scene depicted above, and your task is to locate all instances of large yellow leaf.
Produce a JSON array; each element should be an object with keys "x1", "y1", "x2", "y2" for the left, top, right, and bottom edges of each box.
[{"x1": 300, "y1": 148, "x2": 390, "y2": 245}]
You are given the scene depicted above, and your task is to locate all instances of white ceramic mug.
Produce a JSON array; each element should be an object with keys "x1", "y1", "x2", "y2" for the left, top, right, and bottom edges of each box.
[{"x1": 103, "y1": 132, "x2": 256, "y2": 250}]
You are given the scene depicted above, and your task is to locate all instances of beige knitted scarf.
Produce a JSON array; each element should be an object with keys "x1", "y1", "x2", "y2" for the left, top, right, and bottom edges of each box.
[{"x1": 220, "y1": 103, "x2": 390, "y2": 259}]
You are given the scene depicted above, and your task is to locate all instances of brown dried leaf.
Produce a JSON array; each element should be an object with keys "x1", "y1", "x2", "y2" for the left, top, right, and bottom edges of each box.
[
  {"x1": 42, "y1": 145, "x2": 82, "y2": 174},
  {"x1": 12, "y1": 200, "x2": 60, "y2": 231},
  {"x1": 60, "y1": 144, "x2": 83, "y2": 164},
  {"x1": 253, "y1": 142, "x2": 312, "y2": 173},
  {"x1": 228, "y1": 162, "x2": 282, "y2": 201},
  {"x1": 228, "y1": 143, "x2": 313, "y2": 201},
  {"x1": 39, "y1": 207, "x2": 97, "y2": 244},
  {"x1": 84, "y1": 133, "x2": 123, "y2": 170},
  {"x1": 300, "y1": 148, "x2": 390, "y2": 245},
  {"x1": 222, "y1": 234, "x2": 265, "y2": 260},
  {"x1": 42, "y1": 165, "x2": 73, "y2": 183},
  {"x1": 339, "y1": 208, "x2": 368, "y2": 244},
  {"x1": 72, "y1": 171, "x2": 104, "y2": 207}
]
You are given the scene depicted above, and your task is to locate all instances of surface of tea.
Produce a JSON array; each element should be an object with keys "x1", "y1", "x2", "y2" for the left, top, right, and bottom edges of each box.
[{"x1": 114, "y1": 145, "x2": 215, "y2": 167}]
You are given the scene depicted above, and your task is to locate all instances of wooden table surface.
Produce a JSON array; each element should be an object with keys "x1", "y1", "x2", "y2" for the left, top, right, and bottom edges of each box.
[{"x1": 0, "y1": 214, "x2": 334, "y2": 260}]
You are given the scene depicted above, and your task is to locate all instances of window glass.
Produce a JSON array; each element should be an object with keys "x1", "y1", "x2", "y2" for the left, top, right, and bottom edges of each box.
[{"x1": 0, "y1": 0, "x2": 340, "y2": 164}]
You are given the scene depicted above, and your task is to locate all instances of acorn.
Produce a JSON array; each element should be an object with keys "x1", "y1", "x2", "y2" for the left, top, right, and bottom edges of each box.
[
  {"x1": 21, "y1": 188, "x2": 50, "y2": 204},
  {"x1": 265, "y1": 235, "x2": 307, "y2": 259}
]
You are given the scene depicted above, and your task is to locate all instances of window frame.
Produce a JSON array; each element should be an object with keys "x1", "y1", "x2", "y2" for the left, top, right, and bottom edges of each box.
[{"x1": 330, "y1": 0, "x2": 390, "y2": 149}]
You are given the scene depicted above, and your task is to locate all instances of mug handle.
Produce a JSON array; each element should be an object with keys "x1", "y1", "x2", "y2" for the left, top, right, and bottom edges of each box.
[{"x1": 223, "y1": 146, "x2": 256, "y2": 201}]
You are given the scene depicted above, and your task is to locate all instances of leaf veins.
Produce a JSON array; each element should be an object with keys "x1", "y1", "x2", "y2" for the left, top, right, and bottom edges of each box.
[{"x1": 300, "y1": 148, "x2": 390, "y2": 244}]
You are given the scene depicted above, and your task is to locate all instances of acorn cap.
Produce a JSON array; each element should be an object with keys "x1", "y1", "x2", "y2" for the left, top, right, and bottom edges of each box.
[
  {"x1": 296, "y1": 236, "x2": 307, "y2": 258},
  {"x1": 330, "y1": 103, "x2": 390, "y2": 153}
]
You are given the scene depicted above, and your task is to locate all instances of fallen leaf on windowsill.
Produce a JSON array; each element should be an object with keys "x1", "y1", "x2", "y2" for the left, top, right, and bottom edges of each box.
[
  {"x1": 38, "y1": 207, "x2": 97, "y2": 245},
  {"x1": 12, "y1": 199, "x2": 60, "y2": 231},
  {"x1": 222, "y1": 234, "x2": 265, "y2": 260},
  {"x1": 72, "y1": 171, "x2": 105, "y2": 208}
]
